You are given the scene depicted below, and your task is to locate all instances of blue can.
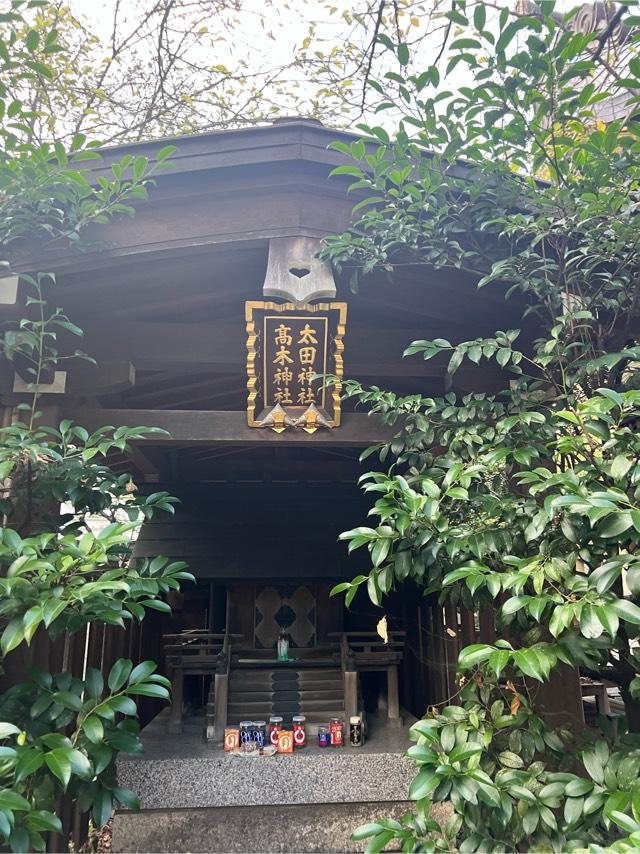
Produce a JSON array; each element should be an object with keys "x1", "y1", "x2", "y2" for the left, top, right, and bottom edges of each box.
[
  {"x1": 240, "y1": 721, "x2": 253, "y2": 752},
  {"x1": 318, "y1": 726, "x2": 330, "y2": 747},
  {"x1": 254, "y1": 720, "x2": 266, "y2": 749}
]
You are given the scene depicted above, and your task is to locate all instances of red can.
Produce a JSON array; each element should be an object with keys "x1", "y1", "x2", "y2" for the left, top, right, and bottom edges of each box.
[
  {"x1": 293, "y1": 715, "x2": 306, "y2": 748},
  {"x1": 269, "y1": 716, "x2": 283, "y2": 746},
  {"x1": 330, "y1": 717, "x2": 344, "y2": 747}
]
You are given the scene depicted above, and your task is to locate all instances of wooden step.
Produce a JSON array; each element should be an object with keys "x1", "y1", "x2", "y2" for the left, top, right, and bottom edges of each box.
[
  {"x1": 226, "y1": 712, "x2": 344, "y2": 726},
  {"x1": 228, "y1": 688, "x2": 342, "y2": 702}
]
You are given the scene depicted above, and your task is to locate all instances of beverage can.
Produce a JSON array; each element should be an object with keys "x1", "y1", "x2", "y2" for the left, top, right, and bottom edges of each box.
[
  {"x1": 239, "y1": 721, "x2": 254, "y2": 753},
  {"x1": 330, "y1": 717, "x2": 344, "y2": 747},
  {"x1": 269, "y1": 716, "x2": 283, "y2": 746},
  {"x1": 254, "y1": 720, "x2": 267, "y2": 750},
  {"x1": 292, "y1": 715, "x2": 306, "y2": 748},
  {"x1": 349, "y1": 715, "x2": 363, "y2": 747}
]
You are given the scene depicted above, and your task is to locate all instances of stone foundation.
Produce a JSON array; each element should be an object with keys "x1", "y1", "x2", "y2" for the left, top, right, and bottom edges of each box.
[
  {"x1": 114, "y1": 710, "x2": 427, "y2": 852},
  {"x1": 112, "y1": 801, "x2": 415, "y2": 853}
]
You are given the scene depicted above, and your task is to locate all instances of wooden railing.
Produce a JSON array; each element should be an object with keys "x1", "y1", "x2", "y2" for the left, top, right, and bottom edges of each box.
[
  {"x1": 163, "y1": 631, "x2": 242, "y2": 733},
  {"x1": 330, "y1": 631, "x2": 406, "y2": 726}
]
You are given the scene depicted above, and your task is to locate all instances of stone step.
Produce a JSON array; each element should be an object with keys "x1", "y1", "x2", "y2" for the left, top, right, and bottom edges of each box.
[{"x1": 113, "y1": 800, "x2": 417, "y2": 853}]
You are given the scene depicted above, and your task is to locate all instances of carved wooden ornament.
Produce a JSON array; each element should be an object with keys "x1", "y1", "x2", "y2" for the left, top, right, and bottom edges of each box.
[{"x1": 262, "y1": 237, "x2": 337, "y2": 304}]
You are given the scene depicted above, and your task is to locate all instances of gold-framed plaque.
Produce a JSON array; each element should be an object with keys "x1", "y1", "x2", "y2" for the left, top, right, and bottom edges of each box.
[{"x1": 245, "y1": 300, "x2": 347, "y2": 433}]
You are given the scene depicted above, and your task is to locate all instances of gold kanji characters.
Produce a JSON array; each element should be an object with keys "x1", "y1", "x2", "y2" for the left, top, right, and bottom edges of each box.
[
  {"x1": 274, "y1": 387, "x2": 293, "y2": 404},
  {"x1": 273, "y1": 345, "x2": 293, "y2": 366},
  {"x1": 298, "y1": 365, "x2": 314, "y2": 385},
  {"x1": 298, "y1": 323, "x2": 318, "y2": 345},
  {"x1": 274, "y1": 323, "x2": 292, "y2": 345},
  {"x1": 299, "y1": 346, "x2": 317, "y2": 365},
  {"x1": 297, "y1": 387, "x2": 316, "y2": 405},
  {"x1": 274, "y1": 367, "x2": 293, "y2": 386}
]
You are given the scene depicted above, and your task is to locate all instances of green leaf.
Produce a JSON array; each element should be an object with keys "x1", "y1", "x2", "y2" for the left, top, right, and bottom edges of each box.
[
  {"x1": 9, "y1": 827, "x2": 29, "y2": 853},
  {"x1": 397, "y1": 43, "x2": 409, "y2": 66},
  {"x1": 499, "y1": 751, "x2": 524, "y2": 769},
  {"x1": 44, "y1": 749, "x2": 72, "y2": 789},
  {"x1": 409, "y1": 768, "x2": 438, "y2": 800},
  {"x1": 83, "y1": 715, "x2": 104, "y2": 744},
  {"x1": 0, "y1": 722, "x2": 20, "y2": 739},
  {"x1": 112, "y1": 787, "x2": 139, "y2": 810},
  {"x1": 126, "y1": 683, "x2": 169, "y2": 699},
  {"x1": 15, "y1": 748, "x2": 44, "y2": 782},
  {"x1": 43, "y1": 598, "x2": 68, "y2": 628},
  {"x1": 458, "y1": 644, "x2": 492, "y2": 669},
  {"x1": 610, "y1": 811, "x2": 640, "y2": 834},
  {"x1": 371, "y1": 537, "x2": 390, "y2": 568},
  {"x1": 565, "y1": 778, "x2": 593, "y2": 797},
  {"x1": 580, "y1": 604, "x2": 603, "y2": 639},
  {"x1": 582, "y1": 750, "x2": 604, "y2": 785},
  {"x1": 53, "y1": 691, "x2": 82, "y2": 712},
  {"x1": 0, "y1": 789, "x2": 31, "y2": 811},
  {"x1": 92, "y1": 787, "x2": 113, "y2": 829},
  {"x1": 595, "y1": 605, "x2": 619, "y2": 639},
  {"x1": 564, "y1": 796, "x2": 584, "y2": 825},
  {"x1": 85, "y1": 668, "x2": 104, "y2": 700},
  {"x1": 589, "y1": 561, "x2": 623, "y2": 594},
  {"x1": 69, "y1": 749, "x2": 92, "y2": 779},
  {"x1": 598, "y1": 512, "x2": 633, "y2": 538},
  {"x1": 611, "y1": 455, "x2": 633, "y2": 480},
  {"x1": 613, "y1": 599, "x2": 640, "y2": 625},
  {"x1": 25, "y1": 810, "x2": 61, "y2": 833},
  {"x1": 25, "y1": 30, "x2": 39, "y2": 52},
  {"x1": 488, "y1": 649, "x2": 510, "y2": 677},
  {"x1": 108, "y1": 696, "x2": 137, "y2": 716},
  {"x1": 22, "y1": 605, "x2": 43, "y2": 644},
  {"x1": 1, "y1": 618, "x2": 24, "y2": 654},
  {"x1": 394, "y1": 549, "x2": 411, "y2": 581},
  {"x1": 447, "y1": 348, "x2": 464, "y2": 376},
  {"x1": 128, "y1": 660, "x2": 156, "y2": 684},
  {"x1": 108, "y1": 659, "x2": 132, "y2": 691},
  {"x1": 352, "y1": 824, "x2": 383, "y2": 841}
]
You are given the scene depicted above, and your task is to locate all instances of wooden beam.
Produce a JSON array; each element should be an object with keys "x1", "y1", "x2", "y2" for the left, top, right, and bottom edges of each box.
[
  {"x1": 61, "y1": 408, "x2": 395, "y2": 446},
  {"x1": 0, "y1": 361, "x2": 135, "y2": 395},
  {"x1": 126, "y1": 444, "x2": 160, "y2": 483},
  {"x1": 79, "y1": 320, "x2": 505, "y2": 383}
]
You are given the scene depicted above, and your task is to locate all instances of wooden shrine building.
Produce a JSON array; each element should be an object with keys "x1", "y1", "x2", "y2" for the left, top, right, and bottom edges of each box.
[{"x1": 1, "y1": 120, "x2": 589, "y2": 851}]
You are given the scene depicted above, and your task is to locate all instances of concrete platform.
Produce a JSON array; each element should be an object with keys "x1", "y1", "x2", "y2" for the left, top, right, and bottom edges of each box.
[{"x1": 117, "y1": 709, "x2": 416, "y2": 810}]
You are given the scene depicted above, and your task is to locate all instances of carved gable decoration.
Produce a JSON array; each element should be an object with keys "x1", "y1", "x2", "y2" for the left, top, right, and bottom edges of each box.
[{"x1": 246, "y1": 300, "x2": 347, "y2": 433}]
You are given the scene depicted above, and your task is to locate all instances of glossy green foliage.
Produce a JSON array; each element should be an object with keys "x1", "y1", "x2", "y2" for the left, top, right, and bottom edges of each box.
[
  {"x1": 0, "y1": 659, "x2": 169, "y2": 852},
  {"x1": 0, "y1": 5, "x2": 186, "y2": 850},
  {"x1": 324, "y1": 2, "x2": 640, "y2": 850}
]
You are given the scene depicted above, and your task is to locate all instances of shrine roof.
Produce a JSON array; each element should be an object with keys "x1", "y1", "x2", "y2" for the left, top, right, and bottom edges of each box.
[{"x1": 94, "y1": 117, "x2": 360, "y2": 180}]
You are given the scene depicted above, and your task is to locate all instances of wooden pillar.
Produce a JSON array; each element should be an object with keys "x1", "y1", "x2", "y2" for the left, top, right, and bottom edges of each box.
[
  {"x1": 344, "y1": 670, "x2": 358, "y2": 723},
  {"x1": 387, "y1": 664, "x2": 401, "y2": 727},
  {"x1": 535, "y1": 664, "x2": 585, "y2": 730},
  {"x1": 478, "y1": 606, "x2": 496, "y2": 643},
  {"x1": 212, "y1": 671, "x2": 229, "y2": 743},
  {"x1": 443, "y1": 602, "x2": 460, "y2": 703},
  {"x1": 168, "y1": 668, "x2": 184, "y2": 734}
]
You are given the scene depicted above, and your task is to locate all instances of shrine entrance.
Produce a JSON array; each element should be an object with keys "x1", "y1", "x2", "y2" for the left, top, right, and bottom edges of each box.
[{"x1": 126, "y1": 451, "x2": 415, "y2": 738}]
